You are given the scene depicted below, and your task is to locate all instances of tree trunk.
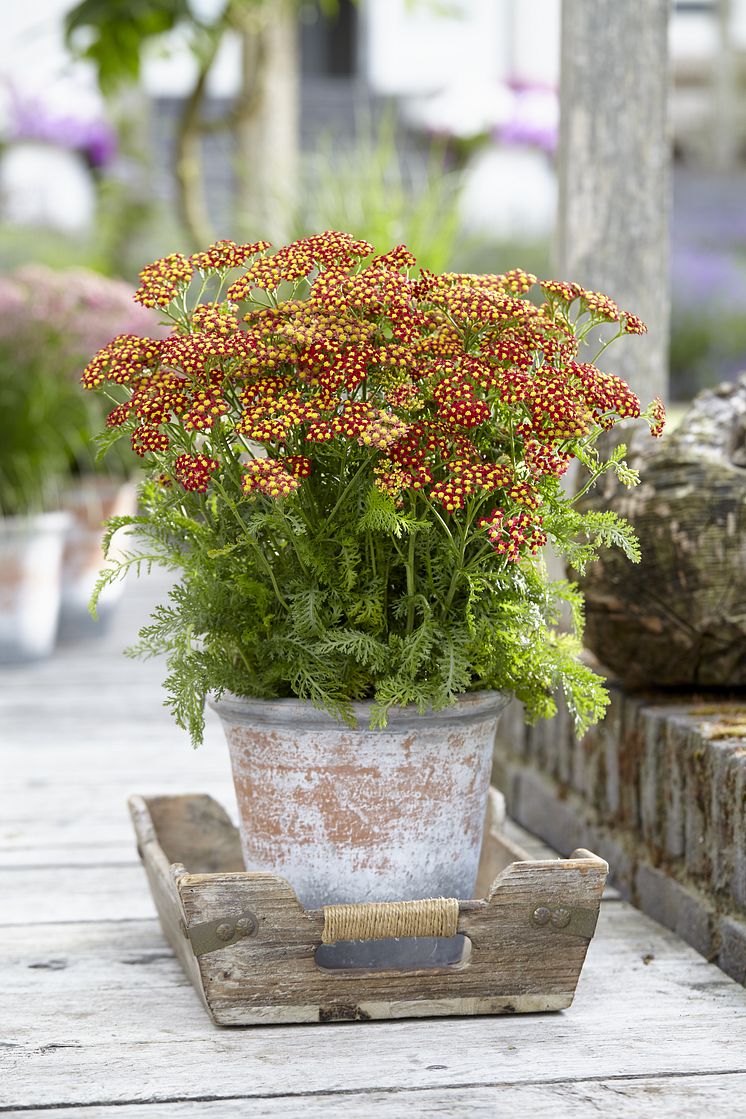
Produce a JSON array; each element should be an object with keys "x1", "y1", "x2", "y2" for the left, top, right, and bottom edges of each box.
[
  {"x1": 175, "y1": 48, "x2": 220, "y2": 250},
  {"x1": 234, "y1": 0, "x2": 299, "y2": 244},
  {"x1": 556, "y1": 0, "x2": 671, "y2": 403}
]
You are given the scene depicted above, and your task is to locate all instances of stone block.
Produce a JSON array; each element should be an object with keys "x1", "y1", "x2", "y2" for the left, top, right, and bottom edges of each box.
[
  {"x1": 707, "y1": 740, "x2": 744, "y2": 897},
  {"x1": 682, "y1": 728, "x2": 711, "y2": 880},
  {"x1": 510, "y1": 769, "x2": 586, "y2": 857},
  {"x1": 662, "y1": 717, "x2": 686, "y2": 861},
  {"x1": 732, "y1": 762, "x2": 746, "y2": 910},
  {"x1": 588, "y1": 832, "x2": 634, "y2": 899},
  {"x1": 600, "y1": 689, "x2": 625, "y2": 818},
  {"x1": 719, "y1": 915, "x2": 746, "y2": 986},
  {"x1": 639, "y1": 710, "x2": 662, "y2": 848},
  {"x1": 635, "y1": 863, "x2": 714, "y2": 960}
]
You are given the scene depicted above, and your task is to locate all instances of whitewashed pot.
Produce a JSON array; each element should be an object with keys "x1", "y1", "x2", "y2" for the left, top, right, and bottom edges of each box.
[
  {"x1": 0, "y1": 512, "x2": 71, "y2": 664},
  {"x1": 209, "y1": 690, "x2": 510, "y2": 968},
  {"x1": 59, "y1": 479, "x2": 137, "y2": 640}
]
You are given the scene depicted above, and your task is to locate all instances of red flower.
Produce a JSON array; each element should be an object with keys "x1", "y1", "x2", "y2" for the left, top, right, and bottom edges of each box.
[
  {"x1": 174, "y1": 453, "x2": 219, "y2": 492},
  {"x1": 131, "y1": 426, "x2": 169, "y2": 457},
  {"x1": 242, "y1": 458, "x2": 300, "y2": 499},
  {"x1": 134, "y1": 254, "x2": 193, "y2": 309}
]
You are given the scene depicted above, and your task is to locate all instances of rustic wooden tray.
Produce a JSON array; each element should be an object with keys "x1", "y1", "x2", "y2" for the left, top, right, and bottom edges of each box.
[{"x1": 129, "y1": 791, "x2": 608, "y2": 1027}]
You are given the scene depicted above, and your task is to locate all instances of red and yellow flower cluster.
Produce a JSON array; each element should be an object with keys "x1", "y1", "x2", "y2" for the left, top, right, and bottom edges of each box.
[{"x1": 82, "y1": 231, "x2": 663, "y2": 562}]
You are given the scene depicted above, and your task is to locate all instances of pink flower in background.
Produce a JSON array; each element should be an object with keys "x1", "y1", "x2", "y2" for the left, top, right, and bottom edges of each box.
[{"x1": 0, "y1": 266, "x2": 165, "y2": 371}]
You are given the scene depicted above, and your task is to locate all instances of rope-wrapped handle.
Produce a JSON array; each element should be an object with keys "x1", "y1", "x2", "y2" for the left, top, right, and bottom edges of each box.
[{"x1": 321, "y1": 897, "x2": 460, "y2": 943}]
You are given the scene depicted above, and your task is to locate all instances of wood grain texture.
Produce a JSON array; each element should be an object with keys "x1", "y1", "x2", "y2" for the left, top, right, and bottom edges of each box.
[
  {"x1": 557, "y1": 0, "x2": 670, "y2": 399},
  {"x1": 5, "y1": 903, "x2": 746, "y2": 1111},
  {"x1": 5, "y1": 568, "x2": 746, "y2": 1113},
  {"x1": 5, "y1": 1076, "x2": 746, "y2": 1119},
  {"x1": 578, "y1": 379, "x2": 746, "y2": 686},
  {"x1": 129, "y1": 791, "x2": 607, "y2": 1024}
]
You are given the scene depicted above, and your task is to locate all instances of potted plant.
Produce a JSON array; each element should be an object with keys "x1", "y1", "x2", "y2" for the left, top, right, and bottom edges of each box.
[
  {"x1": 82, "y1": 233, "x2": 664, "y2": 965},
  {"x1": 0, "y1": 267, "x2": 159, "y2": 648},
  {"x1": 0, "y1": 310, "x2": 82, "y2": 662}
]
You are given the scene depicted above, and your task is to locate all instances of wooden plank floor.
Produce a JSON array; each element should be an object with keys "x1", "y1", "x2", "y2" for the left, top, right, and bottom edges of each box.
[{"x1": 2, "y1": 571, "x2": 746, "y2": 1117}]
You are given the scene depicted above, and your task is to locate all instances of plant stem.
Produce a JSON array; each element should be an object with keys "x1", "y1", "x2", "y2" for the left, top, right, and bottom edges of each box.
[
  {"x1": 322, "y1": 455, "x2": 371, "y2": 530},
  {"x1": 405, "y1": 527, "x2": 416, "y2": 634},
  {"x1": 211, "y1": 475, "x2": 289, "y2": 611},
  {"x1": 591, "y1": 324, "x2": 625, "y2": 364},
  {"x1": 573, "y1": 465, "x2": 609, "y2": 503}
]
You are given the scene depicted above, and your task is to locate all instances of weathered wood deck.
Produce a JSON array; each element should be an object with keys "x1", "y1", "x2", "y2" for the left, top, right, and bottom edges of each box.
[{"x1": 3, "y1": 572, "x2": 746, "y2": 1116}]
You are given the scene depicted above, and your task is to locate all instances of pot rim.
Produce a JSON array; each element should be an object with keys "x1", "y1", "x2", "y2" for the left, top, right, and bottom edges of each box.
[{"x1": 208, "y1": 688, "x2": 511, "y2": 729}]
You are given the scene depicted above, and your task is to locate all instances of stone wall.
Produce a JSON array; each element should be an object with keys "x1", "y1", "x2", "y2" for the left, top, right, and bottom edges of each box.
[{"x1": 493, "y1": 688, "x2": 746, "y2": 985}]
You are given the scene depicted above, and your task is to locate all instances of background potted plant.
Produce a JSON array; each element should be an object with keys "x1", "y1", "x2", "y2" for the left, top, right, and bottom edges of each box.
[
  {"x1": 0, "y1": 290, "x2": 81, "y2": 662},
  {"x1": 82, "y1": 232, "x2": 664, "y2": 965},
  {"x1": 0, "y1": 266, "x2": 159, "y2": 652}
]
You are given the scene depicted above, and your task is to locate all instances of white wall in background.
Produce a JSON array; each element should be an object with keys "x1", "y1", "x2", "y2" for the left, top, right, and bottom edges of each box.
[
  {"x1": 0, "y1": 0, "x2": 102, "y2": 233},
  {"x1": 0, "y1": 0, "x2": 101, "y2": 115},
  {"x1": 512, "y1": 0, "x2": 560, "y2": 84},
  {"x1": 363, "y1": 0, "x2": 512, "y2": 95},
  {"x1": 460, "y1": 146, "x2": 556, "y2": 239},
  {"x1": 670, "y1": 8, "x2": 718, "y2": 61},
  {"x1": 732, "y1": 0, "x2": 746, "y2": 45},
  {"x1": 141, "y1": 25, "x2": 242, "y2": 99},
  {"x1": 0, "y1": 144, "x2": 95, "y2": 235}
]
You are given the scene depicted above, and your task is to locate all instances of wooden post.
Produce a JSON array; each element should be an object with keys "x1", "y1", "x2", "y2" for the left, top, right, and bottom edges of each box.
[
  {"x1": 556, "y1": 0, "x2": 671, "y2": 402},
  {"x1": 234, "y1": 0, "x2": 299, "y2": 244}
]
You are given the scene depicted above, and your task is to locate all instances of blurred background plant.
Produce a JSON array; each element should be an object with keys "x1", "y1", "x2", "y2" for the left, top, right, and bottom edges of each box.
[
  {"x1": 0, "y1": 332, "x2": 91, "y2": 517},
  {"x1": 0, "y1": 267, "x2": 158, "y2": 516},
  {"x1": 293, "y1": 116, "x2": 462, "y2": 272}
]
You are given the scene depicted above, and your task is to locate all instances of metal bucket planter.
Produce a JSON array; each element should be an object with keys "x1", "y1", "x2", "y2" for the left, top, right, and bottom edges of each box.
[
  {"x1": 209, "y1": 690, "x2": 510, "y2": 968},
  {"x1": 58, "y1": 479, "x2": 137, "y2": 641},
  {"x1": 0, "y1": 512, "x2": 71, "y2": 664}
]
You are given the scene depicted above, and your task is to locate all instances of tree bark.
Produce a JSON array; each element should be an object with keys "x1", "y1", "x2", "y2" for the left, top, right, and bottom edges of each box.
[
  {"x1": 175, "y1": 44, "x2": 221, "y2": 250},
  {"x1": 578, "y1": 376, "x2": 746, "y2": 687},
  {"x1": 234, "y1": 0, "x2": 299, "y2": 244},
  {"x1": 556, "y1": 0, "x2": 671, "y2": 402}
]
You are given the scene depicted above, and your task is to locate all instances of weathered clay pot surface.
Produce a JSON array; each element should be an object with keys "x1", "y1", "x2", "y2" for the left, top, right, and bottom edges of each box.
[
  {"x1": 209, "y1": 691, "x2": 510, "y2": 910},
  {"x1": 0, "y1": 512, "x2": 70, "y2": 663},
  {"x1": 59, "y1": 478, "x2": 138, "y2": 638}
]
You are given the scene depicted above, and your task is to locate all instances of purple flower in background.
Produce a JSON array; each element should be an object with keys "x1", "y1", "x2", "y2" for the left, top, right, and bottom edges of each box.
[
  {"x1": 406, "y1": 77, "x2": 559, "y2": 155},
  {"x1": 6, "y1": 88, "x2": 117, "y2": 169},
  {"x1": 494, "y1": 81, "x2": 558, "y2": 154},
  {"x1": 671, "y1": 245, "x2": 746, "y2": 311}
]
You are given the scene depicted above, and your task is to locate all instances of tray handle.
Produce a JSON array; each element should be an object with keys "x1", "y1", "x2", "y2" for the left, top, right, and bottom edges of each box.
[{"x1": 321, "y1": 897, "x2": 459, "y2": 943}]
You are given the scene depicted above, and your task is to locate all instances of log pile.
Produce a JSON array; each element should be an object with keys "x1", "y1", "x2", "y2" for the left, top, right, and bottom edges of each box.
[{"x1": 578, "y1": 375, "x2": 746, "y2": 687}]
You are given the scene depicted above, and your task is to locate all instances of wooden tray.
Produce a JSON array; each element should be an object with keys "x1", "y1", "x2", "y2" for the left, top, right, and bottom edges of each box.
[{"x1": 129, "y1": 791, "x2": 608, "y2": 1027}]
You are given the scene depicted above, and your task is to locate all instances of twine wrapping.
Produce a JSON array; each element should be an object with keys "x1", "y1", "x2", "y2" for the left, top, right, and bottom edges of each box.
[{"x1": 321, "y1": 897, "x2": 460, "y2": 943}]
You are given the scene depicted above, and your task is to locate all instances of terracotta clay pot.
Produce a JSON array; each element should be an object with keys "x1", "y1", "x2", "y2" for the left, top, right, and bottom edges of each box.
[
  {"x1": 59, "y1": 478, "x2": 138, "y2": 640},
  {"x1": 209, "y1": 690, "x2": 510, "y2": 968},
  {"x1": 0, "y1": 512, "x2": 71, "y2": 664}
]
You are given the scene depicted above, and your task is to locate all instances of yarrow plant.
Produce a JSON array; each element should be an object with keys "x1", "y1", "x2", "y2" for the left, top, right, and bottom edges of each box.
[{"x1": 83, "y1": 231, "x2": 665, "y2": 745}]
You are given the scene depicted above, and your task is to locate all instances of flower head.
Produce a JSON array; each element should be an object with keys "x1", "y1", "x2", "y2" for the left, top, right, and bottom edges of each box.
[
  {"x1": 242, "y1": 458, "x2": 300, "y2": 499},
  {"x1": 81, "y1": 233, "x2": 658, "y2": 524},
  {"x1": 134, "y1": 254, "x2": 193, "y2": 309},
  {"x1": 174, "y1": 453, "x2": 219, "y2": 492}
]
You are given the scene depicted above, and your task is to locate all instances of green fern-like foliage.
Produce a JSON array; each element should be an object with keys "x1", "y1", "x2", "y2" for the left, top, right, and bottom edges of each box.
[{"x1": 97, "y1": 474, "x2": 632, "y2": 745}]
